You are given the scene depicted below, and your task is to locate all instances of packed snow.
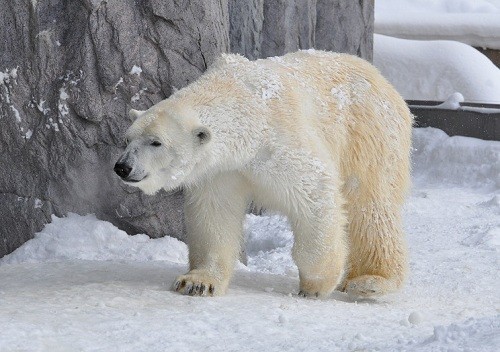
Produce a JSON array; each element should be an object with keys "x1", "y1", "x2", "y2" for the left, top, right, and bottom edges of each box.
[
  {"x1": 375, "y1": 0, "x2": 500, "y2": 49},
  {"x1": 0, "y1": 127, "x2": 498, "y2": 351},
  {"x1": 373, "y1": 34, "x2": 500, "y2": 103},
  {"x1": 434, "y1": 92, "x2": 465, "y2": 110},
  {"x1": 374, "y1": 0, "x2": 500, "y2": 103}
]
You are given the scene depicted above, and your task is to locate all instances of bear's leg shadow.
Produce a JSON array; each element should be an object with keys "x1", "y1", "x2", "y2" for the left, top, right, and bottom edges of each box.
[
  {"x1": 342, "y1": 201, "x2": 408, "y2": 297},
  {"x1": 173, "y1": 173, "x2": 250, "y2": 296},
  {"x1": 291, "y1": 198, "x2": 348, "y2": 298}
]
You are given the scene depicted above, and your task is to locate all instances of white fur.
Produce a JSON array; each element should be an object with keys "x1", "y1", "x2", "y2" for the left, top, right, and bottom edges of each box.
[{"x1": 118, "y1": 50, "x2": 413, "y2": 298}]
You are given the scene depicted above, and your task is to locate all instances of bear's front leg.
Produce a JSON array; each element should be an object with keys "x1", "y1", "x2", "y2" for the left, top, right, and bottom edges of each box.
[
  {"x1": 173, "y1": 173, "x2": 250, "y2": 296},
  {"x1": 291, "y1": 198, "x2": 348, "y2": 298}
]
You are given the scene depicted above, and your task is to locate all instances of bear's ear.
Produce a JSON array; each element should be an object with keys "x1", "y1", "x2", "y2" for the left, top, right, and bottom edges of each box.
[
  {"x1": 192, "y1": 126, "x2": 211, "y2": 145},
  {"x1": 129, "y1": 109, "x2": 145, "y2": 120}
]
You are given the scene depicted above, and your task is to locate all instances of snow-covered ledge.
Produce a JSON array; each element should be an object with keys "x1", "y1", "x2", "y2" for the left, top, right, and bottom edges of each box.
[{"x1": 409, "y1": 94, "x2": 500, "y2": 141}]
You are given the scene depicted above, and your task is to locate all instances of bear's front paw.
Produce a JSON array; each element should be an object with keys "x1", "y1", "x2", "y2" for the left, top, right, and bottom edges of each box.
[{"x1": 173, "y1": 271, "x2": 226, "y2": 297}]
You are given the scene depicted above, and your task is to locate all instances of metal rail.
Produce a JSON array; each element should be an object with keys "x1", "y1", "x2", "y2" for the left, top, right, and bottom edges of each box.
[{"x1": 407, "y1": 101, "x2": 500, "y2": 141}]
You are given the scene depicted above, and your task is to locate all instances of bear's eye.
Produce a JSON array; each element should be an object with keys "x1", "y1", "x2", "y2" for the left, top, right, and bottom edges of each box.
[{"x1": 151, "y1": 141, "x2": 162, "y2": 147}]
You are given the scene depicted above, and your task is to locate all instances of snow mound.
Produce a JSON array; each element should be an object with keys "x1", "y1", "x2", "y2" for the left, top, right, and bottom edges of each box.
[
  {"x1": 377, "y1": 0, "x2": 500, "y2": 14},
  {"x1": 373, "y1": 34, "x2": 500, "y2": 102},
  {"x1": 0, "y1": 212, "x2": 299, "y2": 275},
  {"x1": 479, "y1": 194, "x2": 500, "y2": 214},
  {"x1": 375, "y1": 0, "x2": 500, "y2": 49},
  {"x1": 0, "y1": 213, "x2": 188, "y2": 265},
  {"x1": 417, "y1": 316, "x2": 500, "y2": 351},
  {"x1": 435, "y1": 92, "x2": 464, "y2": 110},
  {"x1": 412, "y1": 128, "x2": 500, "y2": 191}
]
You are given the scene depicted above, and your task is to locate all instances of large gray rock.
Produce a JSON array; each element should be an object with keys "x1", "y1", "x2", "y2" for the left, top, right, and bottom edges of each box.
[
  {"x1": 315, "y1": 0, "x2": 374, "y2": 61},
  {"x1": 0, "y1": 0, "x2": 229, "y2": 257},
  {"x1": 229, "y1": 0, "x2": 374, "y2": 61},
  {"x1": 229, "y1": 0, "x2": 265, "y2": 60}
]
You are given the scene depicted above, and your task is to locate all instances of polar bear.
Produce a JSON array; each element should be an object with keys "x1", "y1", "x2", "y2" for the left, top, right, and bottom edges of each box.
[{"x1": 114, "y1": 50, "x2": 412, "y2": 298}]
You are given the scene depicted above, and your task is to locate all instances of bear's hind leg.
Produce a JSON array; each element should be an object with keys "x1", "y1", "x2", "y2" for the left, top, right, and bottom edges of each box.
[{"x1": 343, "y1": 201, "x2": 408, "y2": 298}]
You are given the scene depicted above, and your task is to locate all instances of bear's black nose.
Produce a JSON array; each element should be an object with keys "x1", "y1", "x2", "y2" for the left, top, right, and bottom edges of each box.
[{"x1": 114, "y1": 162, "x2": 132, "y2": 179}]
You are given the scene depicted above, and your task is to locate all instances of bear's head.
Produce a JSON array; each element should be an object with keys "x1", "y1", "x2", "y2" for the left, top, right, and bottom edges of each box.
[{"x1": 114, "y1": 104, "x2": 211, "y2": 195}]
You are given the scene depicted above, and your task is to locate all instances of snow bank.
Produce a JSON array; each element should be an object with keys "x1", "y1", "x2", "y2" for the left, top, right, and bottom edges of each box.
[
  {"x1": 377, "y1": 0, "x2": 500, "y2": 14},
  {"x1": 0, "y1": 213, "x2": 298, "y2": 277},
  {"x1": 412, "y1": 128, "x2": 500, "y2": 191},
  {"x1": 0, "y1": 213, "x2": 188, "y2": 265},
  {"x1": 373, "y1": 34, "x2": 500, "y2": 102},
  {"x1": 375, "y1": 0, "x2": 500, "y2": 49}
]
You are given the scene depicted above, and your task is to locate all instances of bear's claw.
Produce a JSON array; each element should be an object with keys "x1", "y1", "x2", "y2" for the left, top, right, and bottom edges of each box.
[
  {"x1": 173, "y1": 274, "x2": 219, "y2": 296},
  {"x1": 343, "y1": 275, "x2": 395, "y2": 298},
  {"x1": 298, "y1": 290, "x2": 319, "y2": 298}
]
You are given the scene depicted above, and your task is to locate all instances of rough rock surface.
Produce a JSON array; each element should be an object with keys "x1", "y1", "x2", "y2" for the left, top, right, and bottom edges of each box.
[
  {"x1": 229, "y1": 0, "x2": 374, "y2": 61},
  {"x1": 0, "y1": 0, "x2": 229, "y2": 257},
  {"x1": 0, "y1": 0, "x2": 373, "y2": 257}
]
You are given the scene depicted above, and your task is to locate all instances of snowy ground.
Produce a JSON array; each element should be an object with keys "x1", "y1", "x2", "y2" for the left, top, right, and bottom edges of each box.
[{"x1": 0, "y1": 127, "x2": 499, "y2": 351}]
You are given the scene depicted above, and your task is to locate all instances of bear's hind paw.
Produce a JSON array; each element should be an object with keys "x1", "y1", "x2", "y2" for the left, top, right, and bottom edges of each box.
[
  {"x1": 344, "y1": 275, "x2": 397, "y2": 298},
  {"x1": 298, "y1": 290, "x2": 320, "y2": 299}
]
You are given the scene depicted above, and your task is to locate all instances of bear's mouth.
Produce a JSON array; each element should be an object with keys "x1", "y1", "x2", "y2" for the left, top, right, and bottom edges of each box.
[{"x1": 124, "y1": 175, "x2": 148, "y2": 183}]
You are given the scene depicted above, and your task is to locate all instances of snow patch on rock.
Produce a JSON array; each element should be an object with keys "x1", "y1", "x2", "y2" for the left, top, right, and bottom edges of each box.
[{"x1": 129, "y1": 65, "x2": 142, "y2": 76}]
